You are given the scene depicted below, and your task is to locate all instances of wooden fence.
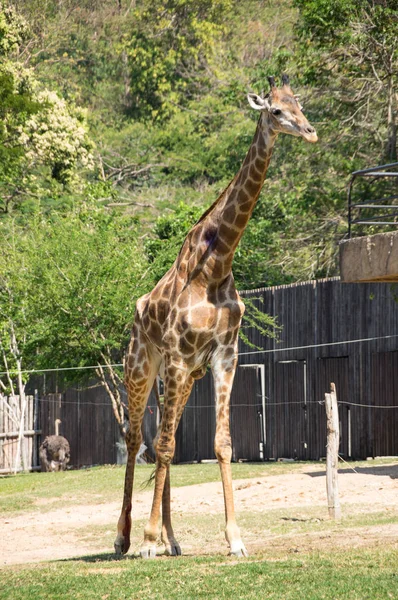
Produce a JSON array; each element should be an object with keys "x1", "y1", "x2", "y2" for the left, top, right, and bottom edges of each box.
[
  {"x1": 2, "y1": 278, "x2": 398, "y2": 471},
  {"x1": 175, "y1": 278, "x2": 398, "y2": 462},
  {"x1": 238, "y1": 278, "x2": 398, "y2": 460},
  {"x1": 0, "y1": 386, "x2": 159, "y2": 472},
  {"x1": 0, "y1": 395, "x2": 40, "y2": 473}
]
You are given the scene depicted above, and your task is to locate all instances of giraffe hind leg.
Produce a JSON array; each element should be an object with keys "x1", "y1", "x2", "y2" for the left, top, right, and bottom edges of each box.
[
  {"x1": 140, "y1": 366, "x2": 192, "y2": 559},
  {"x1": 161, "y1": 465, "x2": 181, "y2": 556},
  {"x1": 160, "y1": 376, "x2": 193, "y2": 556}
]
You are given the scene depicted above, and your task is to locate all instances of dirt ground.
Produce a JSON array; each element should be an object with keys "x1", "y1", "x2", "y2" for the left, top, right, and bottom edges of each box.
[{"x1": 2, "y1": 463, "x2": 398, "y2": 566}]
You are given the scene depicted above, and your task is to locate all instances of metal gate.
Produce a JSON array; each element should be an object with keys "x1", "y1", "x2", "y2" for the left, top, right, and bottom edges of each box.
[
  {"x1": 230, "y1": 365, "x2": 264, "y2": 461},
  {"x1": 271, "y1": 360, "x2": 307, "y2": 460},
  {"x1": 372, "y1": 351, "x2": 398, "y2": 456}
]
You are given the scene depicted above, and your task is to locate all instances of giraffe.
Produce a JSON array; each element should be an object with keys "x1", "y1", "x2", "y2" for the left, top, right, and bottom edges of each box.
[{"x1": 114, "y1": 75, "x2": 317, "y2": 559}]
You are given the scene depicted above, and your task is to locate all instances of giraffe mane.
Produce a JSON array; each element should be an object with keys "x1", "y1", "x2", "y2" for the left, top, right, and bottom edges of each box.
[{"x1": 193, "y1": 175, "x2": 237, "y2": 227}]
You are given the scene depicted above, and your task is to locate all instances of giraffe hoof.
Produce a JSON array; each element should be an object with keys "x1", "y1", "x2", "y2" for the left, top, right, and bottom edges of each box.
[
  {"x1": 229, "y1": 541, "x2": 249, "y2": 558},
  {"x1": 140, "y1": 545, "x2": 157, "y2": 559},
  {"x1": 164, "y1": 543, "x2": 182, "y2": 557},
  {"x1": 114, "y1": 537, "x2": 130, "y2": 555}
]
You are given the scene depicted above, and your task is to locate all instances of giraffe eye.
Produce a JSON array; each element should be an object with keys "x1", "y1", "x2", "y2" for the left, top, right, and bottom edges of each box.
[{"x1": 272, "y1": 108, "x2": 282, "y2": 116}]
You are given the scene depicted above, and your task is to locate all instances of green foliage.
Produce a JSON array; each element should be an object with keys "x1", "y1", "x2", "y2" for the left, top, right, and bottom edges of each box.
[
  {"x1": 0, "y1": 3, "x2": 94, "y2": 214},
  {"x1": 19, "y1": 90, "x2": 93, "y2": 184},
  {"x1": 10, "y1": 0, "x2": 345, "y2": 283},
  {"x1": 125, "y1": 0, "x2": 232, "y2": 120},
  {"x1": 0, "y1": 207, "x2": 149, "y2": 394},
  {"x1": 0, "y1": 2, "x2": 29, "y2": 56},
  {"x1": 0, "y1": 61, "x2": 40, "y2": 214},
  {"x1": 31, "y1": 209, "x2": 148, "y2": 380},
  {"x1": 295, "y1": 0, "x2": 398, "y2": 48},
  {"x1": 294, "y1": 0, "x2": 398, "y2": 161},
  {"x1": 240, "y1": 297, "x2": 280, "y2": 349},
  {"x1": 145, "y1": 202, "x2": 204, "y2": 283},
  {"x1": 294, "y1": 0, "x2": 358, "y2": 44},
  {"x1": 0, "y1": 218, "x2": 42, "y2": 393},
  {"x1": 3, "y1": 0, "x2": 397, "y2": 398}
]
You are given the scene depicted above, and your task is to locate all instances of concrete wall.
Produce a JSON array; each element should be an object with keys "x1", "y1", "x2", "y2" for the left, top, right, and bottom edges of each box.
[{"x1": 340, "y1": 231, "x2": 398, "y2": 283}]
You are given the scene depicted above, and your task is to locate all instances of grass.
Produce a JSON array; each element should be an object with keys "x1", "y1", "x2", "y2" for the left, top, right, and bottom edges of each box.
[
  {"x1": 1, "y1": 459, "x2": 398, "y2": 599},
  {"x1": 0, "y1": 458, "x2": 396, "y2": 515},
  {"x1": 1, "y1": 549, "x2": 398, "y2": 599},
  {"x1": 0, "y1": 461, "x2": 309, "y2": 515}
]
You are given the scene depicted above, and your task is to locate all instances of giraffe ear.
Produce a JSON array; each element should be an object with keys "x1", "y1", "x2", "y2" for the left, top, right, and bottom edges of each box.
[
  {"x1": 247, "y1": 93, "x2": 270, "y2": 111},
  {"x1": 294, "y1": 95, "x2": 304, "y2": 111}
]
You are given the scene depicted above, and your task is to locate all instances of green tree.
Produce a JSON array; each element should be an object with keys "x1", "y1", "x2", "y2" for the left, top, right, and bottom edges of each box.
[
  {"x1": 33, "y1": 208, "x2": 148, "y2": 438},
  {"x1": 0, "y1": 3, "x2": 93, "y2": 214},
  {"x1": 125, "y1": 0, "x2": 231, "y2": 120},
  {"x1": 294, "y1": 0, "x2": 398, "y2": 161},
  {"x1": 0, "y1": 218, "x2": 44, "y2": 471},
  {"x1": 0, "y1": 205, "x2": 151, "y2": 440}
]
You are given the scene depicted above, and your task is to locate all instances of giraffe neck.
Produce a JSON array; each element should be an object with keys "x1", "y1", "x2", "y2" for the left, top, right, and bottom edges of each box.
[{"x1": 200, "y1": 113, "x2": 278, "y2": 279}]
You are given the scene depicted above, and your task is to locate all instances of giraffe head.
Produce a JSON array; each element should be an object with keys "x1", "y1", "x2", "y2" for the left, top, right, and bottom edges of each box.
[{"x1": 247, "y1": 75, "x2": 317, "y2": 143}]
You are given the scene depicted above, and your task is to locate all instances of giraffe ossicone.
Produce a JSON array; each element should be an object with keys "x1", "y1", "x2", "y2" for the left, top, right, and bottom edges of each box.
[{"x1": 114, "y1": 75, "x2": 317, "y2": 559}]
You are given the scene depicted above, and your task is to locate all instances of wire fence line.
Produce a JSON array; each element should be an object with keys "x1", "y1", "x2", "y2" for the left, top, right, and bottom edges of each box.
[
  {"x1": 0, "y1": 363, "x2": 123, "y2": 377},
  {"x1": 338, "y1": 401, "x2": 398, "y2": 409},
  {"x1": 239, "y1": 333, "x2": 398, "y2": 357},
  {"x1": 1, "y1": 333, "x2": 398, "y2": 378},
  {"x1": 33, "y1": 396, "x2": 398, "y2": 410}
]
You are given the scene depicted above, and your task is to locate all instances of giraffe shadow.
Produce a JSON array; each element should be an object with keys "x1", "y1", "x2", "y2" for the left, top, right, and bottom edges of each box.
[{"x1": 61, "y1": 550, "x2": 197, "y2": 563}]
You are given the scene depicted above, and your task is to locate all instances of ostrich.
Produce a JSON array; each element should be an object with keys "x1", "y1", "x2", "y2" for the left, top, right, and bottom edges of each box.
[{"x1": 39, "y1": 419, "x2": 70, "y2": 472}]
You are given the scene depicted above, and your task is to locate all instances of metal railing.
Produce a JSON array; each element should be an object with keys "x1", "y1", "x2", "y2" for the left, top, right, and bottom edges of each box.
[{"x1": 348, "y1": 161, "x2": 398, "y2": 237}]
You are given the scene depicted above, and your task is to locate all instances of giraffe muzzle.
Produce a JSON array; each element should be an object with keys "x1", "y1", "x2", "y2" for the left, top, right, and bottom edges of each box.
[{"x1": 302, "y1": 125, "x2": 318, "y2": 143}]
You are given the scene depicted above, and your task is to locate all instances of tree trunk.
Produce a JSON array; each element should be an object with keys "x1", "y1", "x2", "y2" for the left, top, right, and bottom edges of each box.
[
  {"x1": 386, "y1": 74, "x2": 397, "y2": 162},
  {"x1": 95, "y1": 363, "x2": 127, "y2": 440},
  {"x1": 14, "y1": 359, "x2": 28, "y2": 473},
  {"x1": 121, "y1": 50, "x2": 132, "y2": 110}
]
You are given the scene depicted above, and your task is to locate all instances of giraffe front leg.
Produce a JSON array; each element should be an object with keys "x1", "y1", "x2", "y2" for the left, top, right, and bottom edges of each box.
[
  {"x1": 212, "y1": 352, "x2": 249, "y2": 558},
  {"x1": 217, "y1": 451, "x2": 248, "y2": 558}
]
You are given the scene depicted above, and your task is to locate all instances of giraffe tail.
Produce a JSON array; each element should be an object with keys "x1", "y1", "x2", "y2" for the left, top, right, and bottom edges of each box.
[
  {"x1": 139, "y1": 377, "x2": 162, "y2": 488},
  {"x1": 152, "y1": 376, "x2": 163, "y2": 418}
]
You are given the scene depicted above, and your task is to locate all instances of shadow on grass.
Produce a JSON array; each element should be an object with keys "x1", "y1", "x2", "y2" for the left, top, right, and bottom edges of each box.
[
  {"x1": 280, "y1": 516, "x2": 324, "y2": 523},
  {"x1": 305, "y1": 463, "x2": 398, "y2": 479},
  {"x1": 60, "y1": 552, "x2": 138, "y2": 563}
]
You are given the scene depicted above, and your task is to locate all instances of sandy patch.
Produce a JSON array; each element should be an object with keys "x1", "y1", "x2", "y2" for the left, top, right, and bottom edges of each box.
[{"x1": 1, "y1": 463, "x2": 397, "y2": 566}]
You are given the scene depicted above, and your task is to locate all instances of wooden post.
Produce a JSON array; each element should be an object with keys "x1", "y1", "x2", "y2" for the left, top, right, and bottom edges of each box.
[
  {"x1": 33, "y1": 390, "x2": 39, "y2": 469},
  {"x1": 325, "y1": 382, "x2": 341, "y2": 520}
]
